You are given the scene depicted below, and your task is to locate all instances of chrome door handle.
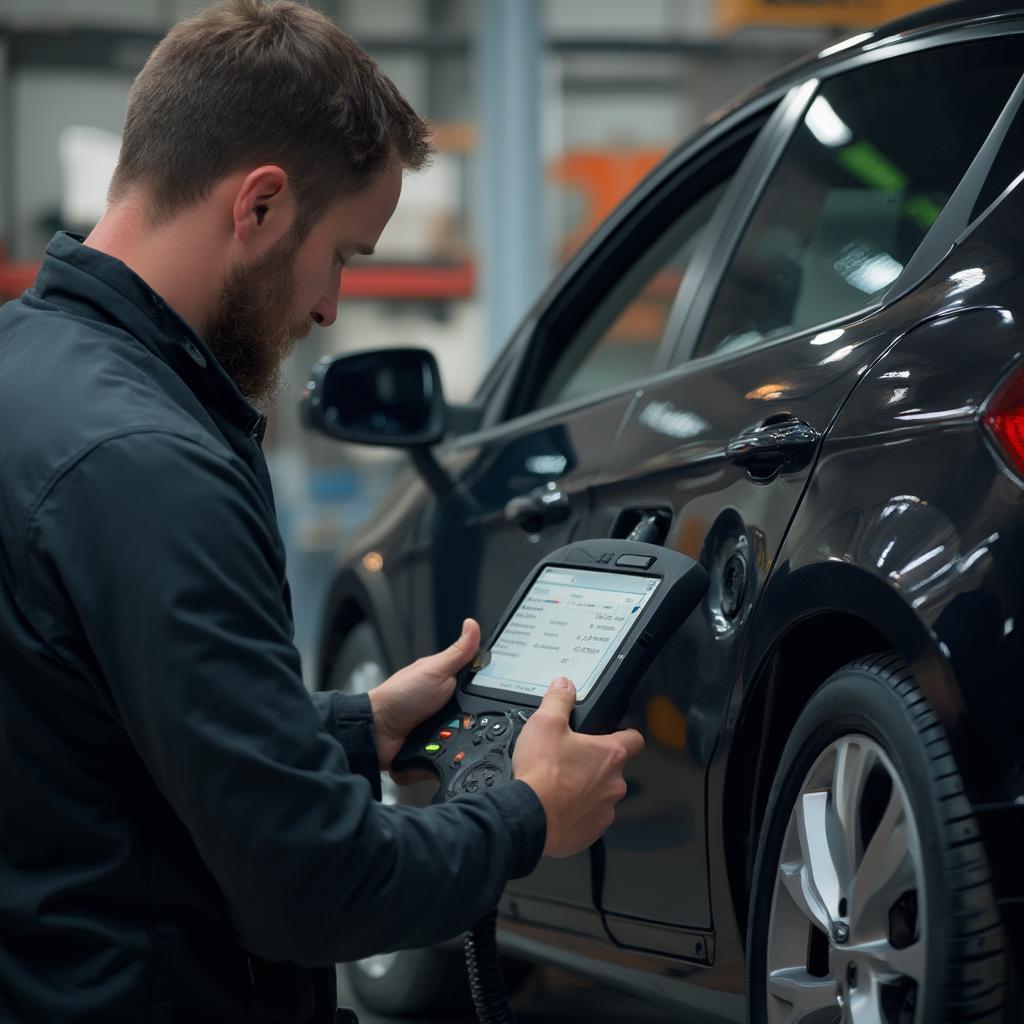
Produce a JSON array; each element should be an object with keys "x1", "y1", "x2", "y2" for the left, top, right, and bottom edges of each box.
[{"x1": 725, "y1": 417, "x2": 819, "y2": 482}]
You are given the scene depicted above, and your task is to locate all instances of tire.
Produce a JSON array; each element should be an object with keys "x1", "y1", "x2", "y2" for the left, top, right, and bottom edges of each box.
[
  {"x1": 328, "y1": 622, "x2": 533, "y2": 1016},
  {"x1": 746, "y1": 653, "x2": 1008, "y2": 1024},
  {"x1": 327, "y1": 620, "x2": 388, "y2": 696}
]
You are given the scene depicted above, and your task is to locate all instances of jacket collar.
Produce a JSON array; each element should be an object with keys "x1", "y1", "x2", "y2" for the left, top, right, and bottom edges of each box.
[{"x1": 33, "y1": 232, "x2": 266, "y2": 440}]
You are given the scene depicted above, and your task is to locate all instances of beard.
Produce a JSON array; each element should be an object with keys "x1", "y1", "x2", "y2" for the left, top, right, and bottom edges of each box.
[{"x1": 205, "y1": 231, "x2": 314, "y2": 409}]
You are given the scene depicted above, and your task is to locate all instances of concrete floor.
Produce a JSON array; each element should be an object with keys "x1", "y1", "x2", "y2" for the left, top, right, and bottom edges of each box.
[{"x1": 336, "y1": 962, "x2": 679, "y2": 1023}]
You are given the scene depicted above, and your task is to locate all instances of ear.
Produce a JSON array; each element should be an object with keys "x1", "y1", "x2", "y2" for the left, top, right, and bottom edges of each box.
[{"x1": 231, "y1": 165, "x2": 296, "y2": 251}]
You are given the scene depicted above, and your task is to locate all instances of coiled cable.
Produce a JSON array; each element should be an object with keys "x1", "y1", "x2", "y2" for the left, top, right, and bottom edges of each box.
[{"x1": 464, "y1": 909, "x2": 516, "y2": 1023}]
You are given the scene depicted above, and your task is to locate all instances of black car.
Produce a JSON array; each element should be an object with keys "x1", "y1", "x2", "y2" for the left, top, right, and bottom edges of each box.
[{"x1": 303, "y1": 2, "x2": 1024, "y2": 1020}]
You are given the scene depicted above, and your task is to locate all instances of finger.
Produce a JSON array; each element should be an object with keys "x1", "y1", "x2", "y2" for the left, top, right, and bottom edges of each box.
[
  {"x1": 609, "y1": 727, "x2": 645, "y2": 759},
  {"x1": 537, "y1": 676, "x2": 576, "y2": 720},
  {"x1": 427, "y1": 618, "x2": 481, "y2": 675}
]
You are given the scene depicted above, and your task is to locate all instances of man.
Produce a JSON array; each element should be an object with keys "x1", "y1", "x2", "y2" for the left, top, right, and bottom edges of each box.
[{"x1": 0, "y1": 1, "x2": 643, "y2": 1021}]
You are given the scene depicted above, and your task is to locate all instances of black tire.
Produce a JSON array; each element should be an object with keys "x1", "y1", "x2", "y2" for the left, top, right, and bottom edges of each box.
[
  {"x1": 747, "y1": 653, "x2": 1008, "y2": 1024},
  {"x1": 328, "y1": 622, "x2": 533, "y2": 1017},
  {"x1": 326, "y1": 620, "x2": 388, "y2": 697}
]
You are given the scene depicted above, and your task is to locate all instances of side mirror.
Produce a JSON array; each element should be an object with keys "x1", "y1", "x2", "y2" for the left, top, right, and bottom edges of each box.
[{"x1": 301, "y1": 347, "x2": 446, "y2": 447}]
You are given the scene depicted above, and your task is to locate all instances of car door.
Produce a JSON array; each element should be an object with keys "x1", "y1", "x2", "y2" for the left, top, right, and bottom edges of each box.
[
  {"x1": 583, "y1": 32, "x2": 1024, "y2": 952},
  {"x1": 399, "y1": 114, "x2": 769, "y2": 919}
]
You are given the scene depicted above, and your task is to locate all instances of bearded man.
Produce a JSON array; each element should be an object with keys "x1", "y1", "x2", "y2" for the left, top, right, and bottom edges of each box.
[{"x1": 0, "y1": 2, "x2": 643, "y2": 1022}]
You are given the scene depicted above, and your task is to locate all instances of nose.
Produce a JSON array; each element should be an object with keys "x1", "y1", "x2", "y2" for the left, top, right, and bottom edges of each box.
[
  {"x1": 311, "y1": 273, "x2": 342, "y2": 327},
  {"x1": 310, "y1": 297, "x2": 338, "y2": 328}
]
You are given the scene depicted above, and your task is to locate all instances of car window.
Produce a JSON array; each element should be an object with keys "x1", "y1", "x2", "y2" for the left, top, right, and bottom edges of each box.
[
  {"x1": 694, "y1": 37, "x2": 1024, "y2": 360},
  {"x1": 971, "y1": 94, "x2": 1024, "y2": 221},
  {"x1": 532, "y1": 177, "x2": 729, "y2": 410}
]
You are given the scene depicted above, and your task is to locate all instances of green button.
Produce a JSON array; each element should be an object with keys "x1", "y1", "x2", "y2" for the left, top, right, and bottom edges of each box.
[
  {"x1": 446, "y1": 719, "x2": 461, "y2": 729},
  {"x1": 424, "y1": 743, "x2": 442, "y2": 754}
]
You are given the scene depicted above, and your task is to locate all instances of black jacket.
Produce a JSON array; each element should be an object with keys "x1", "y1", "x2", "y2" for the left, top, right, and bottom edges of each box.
[{"x1": 0, "y1": 233, "x2": 545, "y2": 1023}]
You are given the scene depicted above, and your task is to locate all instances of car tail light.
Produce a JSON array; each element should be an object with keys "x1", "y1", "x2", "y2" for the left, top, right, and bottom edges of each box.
[{"x1": 983, "y1": 363, "x2": 1024, "y2": 478}]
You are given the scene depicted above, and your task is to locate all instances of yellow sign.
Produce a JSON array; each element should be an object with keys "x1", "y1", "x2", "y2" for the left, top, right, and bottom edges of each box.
[{"x1": 719, "y1": 0, "x2": 934, "y2": 32}]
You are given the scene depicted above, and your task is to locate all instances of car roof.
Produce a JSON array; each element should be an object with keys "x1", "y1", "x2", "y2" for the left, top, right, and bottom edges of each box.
[
  {"x1": 879, "y1": 0, "x2": 1024, "y2": 36},
  {"x1": 698, "y1": 0, "x2": 1024, "y2": 136}
]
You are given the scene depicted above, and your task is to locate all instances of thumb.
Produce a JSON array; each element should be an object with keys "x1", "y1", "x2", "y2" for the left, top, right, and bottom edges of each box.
[
  {"x1": 430, "y1": 618, "x2": 480, "y2": 675},
  {"x1": 539, "y1": 676, "x2": 576, "y2": 720}
]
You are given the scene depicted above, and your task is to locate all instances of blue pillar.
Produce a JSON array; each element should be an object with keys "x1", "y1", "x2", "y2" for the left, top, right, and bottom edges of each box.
[{"x1": 476, "y1": 0, "x2": 544, "y2": 360}]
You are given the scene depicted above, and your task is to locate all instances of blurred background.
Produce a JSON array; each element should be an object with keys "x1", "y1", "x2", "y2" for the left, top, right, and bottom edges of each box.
[{"x1": 0, "y1": 0, "x2": 934, "y2": 678}]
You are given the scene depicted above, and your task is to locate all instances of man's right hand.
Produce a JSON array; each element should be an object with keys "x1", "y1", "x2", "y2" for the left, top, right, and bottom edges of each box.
[{"x1": 512, "y1": 676, "x2": 644, "y2": 858}]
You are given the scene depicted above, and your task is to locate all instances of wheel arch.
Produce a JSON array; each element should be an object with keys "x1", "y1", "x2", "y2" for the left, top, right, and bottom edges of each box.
[
  {"x1": 720, "y1": 558, "x2": 961, "y2": 946},
  {"x1": 315, "y1": 564, "x2": 409, "y2": 690}
]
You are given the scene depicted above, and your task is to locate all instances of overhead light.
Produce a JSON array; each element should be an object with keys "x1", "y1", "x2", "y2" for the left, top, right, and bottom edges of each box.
[{"x1": 804, "y1": 95, "x2": 852, "y2": 148}]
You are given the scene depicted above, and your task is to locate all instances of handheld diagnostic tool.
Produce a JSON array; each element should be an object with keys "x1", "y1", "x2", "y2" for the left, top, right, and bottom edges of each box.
[{"x1": 391, "y1": 539, "x2": 708, "y2": 802}]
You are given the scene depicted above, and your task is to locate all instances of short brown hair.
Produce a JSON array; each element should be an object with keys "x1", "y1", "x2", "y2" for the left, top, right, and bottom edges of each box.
[{"x1": 110, "y1": 0, "x2": 431, "y2": 231}]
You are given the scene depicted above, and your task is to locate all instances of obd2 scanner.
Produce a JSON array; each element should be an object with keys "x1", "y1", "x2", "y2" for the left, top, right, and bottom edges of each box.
[{"x1": 392, "y1": 540, "x2": 709, "y2": 1024}]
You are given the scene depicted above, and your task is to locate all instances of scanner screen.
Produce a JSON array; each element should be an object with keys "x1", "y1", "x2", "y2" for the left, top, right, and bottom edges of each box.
[{"x1": 472, "y1": 566, "x2": 660, "y2": 702}]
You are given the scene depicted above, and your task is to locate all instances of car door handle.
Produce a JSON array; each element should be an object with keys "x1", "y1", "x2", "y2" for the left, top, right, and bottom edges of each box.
[
  {"x1": 725, "y1": 416, "x2": 820, "y2": 481},
  {"x1": 504, "y1": 481, "x2": 570, "y2": 532}
]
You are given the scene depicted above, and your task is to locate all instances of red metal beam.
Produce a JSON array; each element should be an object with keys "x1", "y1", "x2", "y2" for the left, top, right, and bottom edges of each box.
[
  {"x1": 1, "y1": 261, "x2": 476, "y2": 302},
  {"x1": 341, "y1": 262, "x2": 475, "y2": 300}
]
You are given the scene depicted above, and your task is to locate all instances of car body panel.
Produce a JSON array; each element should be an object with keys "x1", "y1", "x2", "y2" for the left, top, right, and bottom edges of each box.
[
  {"x1": 410, "y1": 390, "x2": 643, "y2": 909},
  {"x1": 576, "y1": 315, "x2": 892, "y2": 935},
  {"x1": 759, "y1": 199, "x2": 1024, "y2": 808}
]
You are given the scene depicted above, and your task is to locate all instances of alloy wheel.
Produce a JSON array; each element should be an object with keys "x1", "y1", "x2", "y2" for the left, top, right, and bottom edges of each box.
[{"x1": 766, "y1": 735, "x2": 925, "y2": 1024}]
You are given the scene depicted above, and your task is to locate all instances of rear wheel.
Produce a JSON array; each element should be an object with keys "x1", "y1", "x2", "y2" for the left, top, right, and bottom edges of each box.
[
  {"x1": 747, "y1": 653, "x2": 1008, "y2": 1024},
  {"x1": 327, "y1": 620, "x2": 532, "y2": 1016}
]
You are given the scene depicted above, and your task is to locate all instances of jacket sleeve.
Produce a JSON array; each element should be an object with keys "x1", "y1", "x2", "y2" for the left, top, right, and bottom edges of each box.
[
  {"x1": 24, "y1": 430, "x2": 546, "y2": 966},
  {"x1": 308, "y1": 690, "x2": 383, "y2": 801}
]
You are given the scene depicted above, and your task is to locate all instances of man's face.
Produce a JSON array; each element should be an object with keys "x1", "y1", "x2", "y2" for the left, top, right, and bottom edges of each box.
[{"x1": 206, "y1": 161, "x2": 402, "y2": 408}]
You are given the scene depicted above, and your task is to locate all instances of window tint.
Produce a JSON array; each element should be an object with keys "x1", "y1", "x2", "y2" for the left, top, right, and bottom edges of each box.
[
  {"x1": 532, "y1": 178, "x2": 728, "y2": 410},
  {"x1": 695, "y1": 37, "x2": 1024, "y2": 359}
]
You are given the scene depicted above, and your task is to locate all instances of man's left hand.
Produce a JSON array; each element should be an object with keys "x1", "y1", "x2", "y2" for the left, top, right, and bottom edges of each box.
[{"x1": 367, "y1": 618, "x2": 481, "y2": 770}]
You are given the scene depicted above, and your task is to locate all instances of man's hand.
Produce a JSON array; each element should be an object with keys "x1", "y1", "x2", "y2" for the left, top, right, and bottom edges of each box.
[
  {"x1": 513, "y1": 677, "x2": 644, "y2": 858},
  {"x1": 367, "y1": 618, "x2": 480, "y2": 770}
]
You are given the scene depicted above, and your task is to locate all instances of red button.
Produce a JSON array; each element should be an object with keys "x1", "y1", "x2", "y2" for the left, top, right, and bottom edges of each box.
[
  {"x1": 439, "y1": 729, "x2": 453, "y2": 740},
  {"x1": 453, "y1": 751, "x2": 465, "y2": 763}
]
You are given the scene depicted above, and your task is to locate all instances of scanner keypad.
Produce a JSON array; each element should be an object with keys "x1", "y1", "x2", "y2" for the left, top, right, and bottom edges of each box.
[{"x1": 414, "y1": 710, "x2": 532, "y2": 799}]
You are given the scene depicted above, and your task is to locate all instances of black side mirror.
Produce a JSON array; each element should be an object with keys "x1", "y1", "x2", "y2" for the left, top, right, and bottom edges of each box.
[{"x1": 301, "y1": 347, "x2": 446, "y2": 447}]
